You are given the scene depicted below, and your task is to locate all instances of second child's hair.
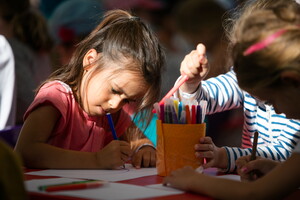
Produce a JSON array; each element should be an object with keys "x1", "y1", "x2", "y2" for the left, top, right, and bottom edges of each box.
[
  {"x1": 231, "y1": 0, "x2": 300, "y2": 90},
  {"x1": 0, "y1": 0, "x2": 53, "y2": 52},
  {"x1": 43, "y1": 9, "x2": 165, "y2": 120}
]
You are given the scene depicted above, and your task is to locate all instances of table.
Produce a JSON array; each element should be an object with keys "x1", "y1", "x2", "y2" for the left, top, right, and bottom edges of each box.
[{"x1": 25, "y1": 168, "x2": 300, "y2": 200}]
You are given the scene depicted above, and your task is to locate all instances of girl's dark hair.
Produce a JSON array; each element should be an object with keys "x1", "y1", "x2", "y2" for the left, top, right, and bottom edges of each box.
[
  {"x1": 230, "y1": 0, "x2": 300, "y2": 90},
  {"x1": 43, "y1": 9, "x2": 165, "y2": 124}
]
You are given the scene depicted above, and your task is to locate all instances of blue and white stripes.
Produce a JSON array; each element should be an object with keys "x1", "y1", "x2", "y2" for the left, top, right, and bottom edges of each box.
[{"x1": 176, "y1": 69, "x2": 300, "y2": 172}]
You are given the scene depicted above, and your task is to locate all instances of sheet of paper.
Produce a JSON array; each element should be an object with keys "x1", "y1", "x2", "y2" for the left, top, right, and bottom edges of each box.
[
  {"x1": 26, "y1": 164, "x2": 157, "y2": 181},
  {"x1": 26, "y1": 178, "x2": 183, "y2": 200},
  {"x1": 147, "y1": 183, "x2": 184, "y2": 194},
  {"x1": 215, "y1": 174, "x2": 241, "y2": 181}
]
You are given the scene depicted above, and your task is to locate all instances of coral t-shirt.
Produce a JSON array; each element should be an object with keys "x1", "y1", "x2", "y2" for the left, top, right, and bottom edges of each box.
[{"x1": 24, "y1": 81, "x2": 133, "y2": 152}]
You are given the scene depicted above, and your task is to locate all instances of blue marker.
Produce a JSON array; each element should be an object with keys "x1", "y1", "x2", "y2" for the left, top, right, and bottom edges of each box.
[
  {"x1": 106, "y1": 113, "x2": 118, "y2": 140},
  {"x1": 178, "y1": 102, "x2": 182, "y2": 120}
]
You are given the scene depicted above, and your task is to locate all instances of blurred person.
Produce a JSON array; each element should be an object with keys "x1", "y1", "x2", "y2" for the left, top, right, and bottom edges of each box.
[
  {"x1": 0, "y1": 35, "x2": 15, "y2": 130},
  {"x1": 0, "y1": 0, "x2": 53, "y2": 125},
  {"x1": 48, "y1": 0, "x2": 104, "y2": 68}
]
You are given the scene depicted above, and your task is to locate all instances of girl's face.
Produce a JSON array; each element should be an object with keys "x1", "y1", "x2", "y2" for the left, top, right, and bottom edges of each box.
[{"x1": 81, "y1": 67, "x2": 147, "y2": 117}]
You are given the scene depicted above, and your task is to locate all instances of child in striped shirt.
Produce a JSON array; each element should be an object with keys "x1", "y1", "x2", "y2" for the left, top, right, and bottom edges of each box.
[
  {"x1": 174, "y1": 0, "x2": 300, "y2": 173},
  {"x1": 164, "y1": 0, "x2": 300, "y2": 198}
]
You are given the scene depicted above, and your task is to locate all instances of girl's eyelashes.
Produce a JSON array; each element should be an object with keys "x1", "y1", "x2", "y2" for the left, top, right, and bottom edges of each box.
[
  {"x1": 111, "y1": 88, "x2": 120, "y2": 94},
  {"x1": 111, "y1": 88, "x2": 135, "y2": 104},
  {"x1": 123, "y1": 99, "x2": 130, "y2": 104}
]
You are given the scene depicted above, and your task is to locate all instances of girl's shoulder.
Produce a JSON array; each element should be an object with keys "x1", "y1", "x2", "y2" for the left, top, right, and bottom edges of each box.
[
  {"x1": 33, "y1": 80, "x2": 75, "y2": 109},
  {"x1": 24, "y1": 81, "x2": 77, "y2": 121},
  {"x1": 41, "y1": 80, "x2": 73, "y2": 94}
]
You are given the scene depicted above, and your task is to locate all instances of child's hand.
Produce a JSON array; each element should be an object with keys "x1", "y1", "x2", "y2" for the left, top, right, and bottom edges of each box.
[
  {"x1": 131, "y1": 145, "x2": 156, "y2": 168},
  {"x1": 236, "y1": 155, "x2": 279, "y2": 182},
  {"x1": 163, "y1": 166, "x2": 199, "y2": 190},
  {"x1": 180, "y1": 43, "x2": 209, "y2": 94},
  {"x1": 95, "y1": 140, "x2": 132, "y2": 169},
  {"x1": 194, "y1": 137, "x2": 228, "y2": 169}
]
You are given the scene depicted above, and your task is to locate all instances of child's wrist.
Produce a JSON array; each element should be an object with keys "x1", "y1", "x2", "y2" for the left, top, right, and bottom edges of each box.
[
  {"x1": 180, "y1": 82, "x2": 200, "y2": 94},
  {"x1": 131, "y1": 138, "x2": 154, "y2": 152},
  {"x1": 134, "y1": 143, "x2": 155, "y2": 154},
  {"x1": 217, "y1": 147, "x2": 228, "y2": 170}
]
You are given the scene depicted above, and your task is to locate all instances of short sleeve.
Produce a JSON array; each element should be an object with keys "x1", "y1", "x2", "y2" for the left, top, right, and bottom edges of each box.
[{"x1": 24, "y1": 81, "x2": 73, "y2": 125}]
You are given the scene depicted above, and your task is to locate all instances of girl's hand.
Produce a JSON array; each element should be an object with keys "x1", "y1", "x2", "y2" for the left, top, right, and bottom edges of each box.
[
  {"x1": 131, "y1": 145, "x2": 156, "y2": 168},
  {"x1": 163, "y1": 166, "x2": 199, "y2": 191},
  {"x1": 180, "y1": 43, "x2": 209, "y2": 94},
  {"x1": 194, "y1": 137, "x2": 228, "y2": 169},
  {"x1": 236, "y1": 155, "x2": 279, "y2": 182},
  {"x1": 95, "y1": 140, "x2": 132, "y2": 169}
]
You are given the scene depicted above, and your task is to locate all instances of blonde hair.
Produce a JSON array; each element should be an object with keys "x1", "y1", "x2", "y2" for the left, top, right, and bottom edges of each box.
[{"x1": 231, "y1": 0, "x2": 300, "y2": 90}]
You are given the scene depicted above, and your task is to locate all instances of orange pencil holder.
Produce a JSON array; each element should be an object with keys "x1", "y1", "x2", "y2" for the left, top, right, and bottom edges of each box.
[{"x1": 156, "y1": 120, "x2": 206, "y2": 176}]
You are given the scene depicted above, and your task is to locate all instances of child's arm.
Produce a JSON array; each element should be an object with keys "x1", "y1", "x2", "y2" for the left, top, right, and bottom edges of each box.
[
  {"x1": 163, "y1": 166, "x2": 254, "y2": 199},
  {"x1": 15, "y1": 105, "x2": 131, "y2": 169},
  {"x1": 163, "y1": 153, "x2": 300, "y2": 199},
  {"x1": 179, "y1": 43, "x2": 209, "y2": 94}
]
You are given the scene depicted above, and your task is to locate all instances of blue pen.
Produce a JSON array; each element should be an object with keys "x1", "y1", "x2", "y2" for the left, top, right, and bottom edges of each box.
[
  {"x1": 106, "y1": 113, "x2": 118, "y2": 140},
  {"x1": 178, "y1": 102, "x2": 182, "y2": 120}
]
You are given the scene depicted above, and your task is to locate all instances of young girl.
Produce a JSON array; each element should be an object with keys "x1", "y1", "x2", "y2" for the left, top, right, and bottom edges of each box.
[
  {"x1": 173, "y1": 0, "x2": 300, "y2": 174},
  {"x1": 163, "y1": 0, "x2": 300, "y2": 199},
  {"x1": 15, "y1": 9, "x2": 165, "y2": 169}
]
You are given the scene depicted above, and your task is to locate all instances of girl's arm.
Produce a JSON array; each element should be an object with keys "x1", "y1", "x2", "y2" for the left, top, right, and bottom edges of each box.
[
  {"x1": 164, "y1": 153, "x2": 300, "y2": 200},
  {"x1": 224, "y1": 118, "x2": 300, "y2": 173},
  {"x1": 15, "y1": 105, "x2": 129, "y2": 169},
  {"x1": 175, "y1": 69, "x2": 244, "y2": 115}
]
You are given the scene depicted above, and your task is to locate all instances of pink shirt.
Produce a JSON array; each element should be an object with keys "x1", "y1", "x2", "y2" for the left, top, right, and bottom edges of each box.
[{"x1": 24, "y1": 81, "x2": 133, "y2": 152}]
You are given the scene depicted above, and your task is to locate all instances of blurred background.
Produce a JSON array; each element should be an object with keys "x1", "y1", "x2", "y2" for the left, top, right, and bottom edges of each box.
[{"x1": 1, "y1": 0, "x2": 246, "y2": 147}]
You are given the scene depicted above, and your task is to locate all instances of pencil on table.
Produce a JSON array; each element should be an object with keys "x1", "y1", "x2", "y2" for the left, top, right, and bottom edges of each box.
[{"x1": 39, "y1": 180, "x2": 105, "y2": 192}]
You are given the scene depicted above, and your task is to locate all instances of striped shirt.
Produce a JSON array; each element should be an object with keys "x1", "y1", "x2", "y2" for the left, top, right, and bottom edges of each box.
[{"x1": 176, "y1": 69, "x2": 300, "y2": 172}]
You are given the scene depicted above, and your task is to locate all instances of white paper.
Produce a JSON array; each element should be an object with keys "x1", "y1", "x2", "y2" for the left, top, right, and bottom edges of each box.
[
  {"x1": 26, "y1": 178, "x2": 184, "y2": 200},
  {"x1": 215, "y1": 174, "x2": 241, "y2": 181},
  {"x1": 26, "y1": 164, "x2": 157, "y2": 181},
  {"x1": 147, "y1": 183, "x2": 184, "y2": 194}
]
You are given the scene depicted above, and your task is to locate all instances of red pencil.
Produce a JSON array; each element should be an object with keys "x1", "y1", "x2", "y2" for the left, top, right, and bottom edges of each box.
[
  {"x1": 152, "y1": 75, "x2": 189, "y2": 113},
  {"x1": 191, "y1": 105, "x2": 196, "y2": 124},
  {"x1": 159, "y1": 75, "x2": 189, "y2": 105},
  {"x1": 39, "y1": 180, "x2": 105, "y2": 192}
]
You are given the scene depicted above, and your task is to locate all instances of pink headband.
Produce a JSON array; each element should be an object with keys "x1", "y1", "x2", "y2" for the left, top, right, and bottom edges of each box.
[{"x1": 243, "y1": 29, "x2": 288, "y2": 56}]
